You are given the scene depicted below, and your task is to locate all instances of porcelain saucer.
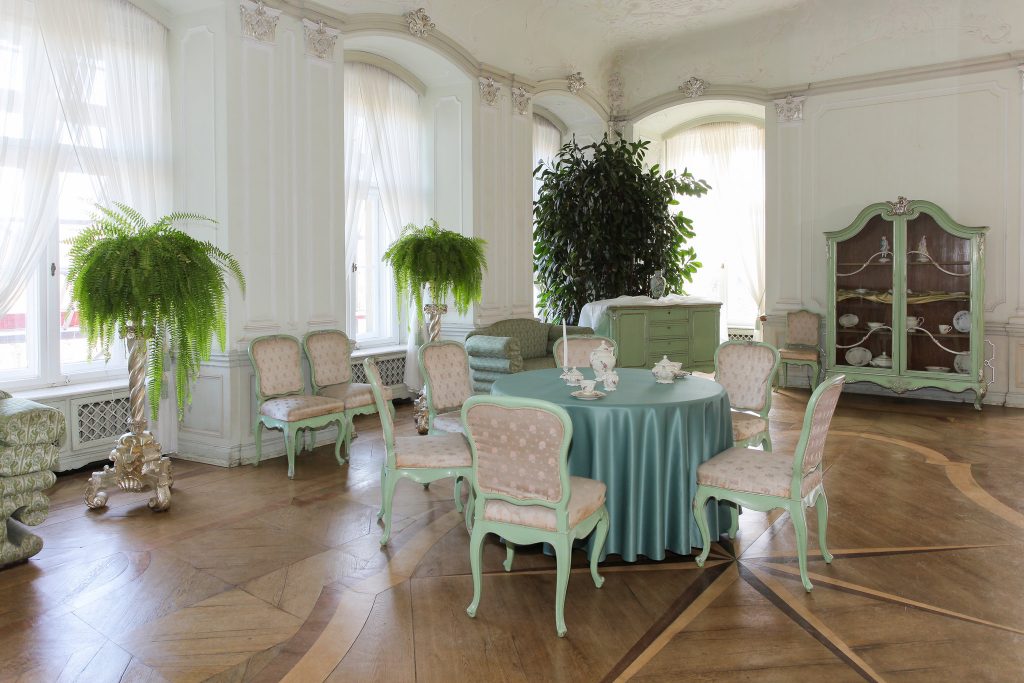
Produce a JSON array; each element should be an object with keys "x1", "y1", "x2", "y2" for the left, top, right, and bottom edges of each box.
[{"x1": 571, "y1": 390, "x2": 606, "y2": 400}]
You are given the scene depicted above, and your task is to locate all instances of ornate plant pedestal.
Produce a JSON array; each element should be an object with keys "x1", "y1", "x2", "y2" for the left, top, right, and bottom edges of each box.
[
  {"x1": 414, "y1": 302, "x2": 448, "y2": 434},
  {"x1": 84, "y1": 326, "x2": 172, "y2": 512}
]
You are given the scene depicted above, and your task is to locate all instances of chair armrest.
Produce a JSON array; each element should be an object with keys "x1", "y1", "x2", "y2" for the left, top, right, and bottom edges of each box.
[{"x1": 465, "y1": 335, "x2": 522, "y2": 362}]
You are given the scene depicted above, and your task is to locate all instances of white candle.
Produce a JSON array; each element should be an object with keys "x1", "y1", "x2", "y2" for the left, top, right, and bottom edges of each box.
[{"x1": 562, "y1": 319, "x2": 569, "y2": 368}]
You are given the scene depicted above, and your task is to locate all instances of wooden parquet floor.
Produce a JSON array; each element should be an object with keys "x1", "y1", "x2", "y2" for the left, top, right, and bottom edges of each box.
[{"x1": 2, "y1": 390, "x2": 1023, "y2": 682}]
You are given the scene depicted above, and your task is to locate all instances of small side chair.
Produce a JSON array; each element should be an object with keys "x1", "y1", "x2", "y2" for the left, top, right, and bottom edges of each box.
[
  {"x1": 303, "y1": 329, "x2": 392, "y2": 454},
  {"x1": 694, "y1": 374, "x2": 845, "y2": 592},
  {"x1": 552, "y1": 334, "x2": 617, "y2": 369},
  {"x1": 777, "y1": 310, "x2": 823, "y2": 390},
  {"x1": 715, "y1": 340, "x2": 781, "y2": 451},
  {"x1": 249, "y1": 335, "x2": 347, "y2": 479},
  {"x1": 364, "y1": 358, "x2": 474, "y2": 545},
  {"x1": 419, "y1": 340, "x2": 474, "y2": 435},
  {"x1": 462, "y1": 395, "x2": 610, "y2": 637}
]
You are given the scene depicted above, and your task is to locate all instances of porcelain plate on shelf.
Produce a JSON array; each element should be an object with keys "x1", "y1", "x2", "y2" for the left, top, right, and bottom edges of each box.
[
  {"x1": 844, "y1": 347, "x2": 872, "y2": 367},
  {"x1": 838, "y1": 313, "x2": 859, "y2": 328},
  {"x1": 953, "y1": 310, "x2": 971, "y2": 333},
  {"x1": 924, "y1": 366, "x2": 950, "y2": 373},
  {"x1": 954, "y1": 353, "x2": 970, "y2": 374},
  {"x1": 571, "y1": 390, "x2": 606, "y2": 401}
]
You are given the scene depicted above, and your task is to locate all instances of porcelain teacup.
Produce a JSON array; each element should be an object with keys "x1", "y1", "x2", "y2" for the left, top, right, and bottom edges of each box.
[
  {"x1": 906, "y1": 316, "x2": 924, "y2": 330},
  {"x1": 938, "y1": 324, "x2": 952, "y2": 334},
  {"x1": 578, "y1": 379, "x2": 597, "y2": 395}
]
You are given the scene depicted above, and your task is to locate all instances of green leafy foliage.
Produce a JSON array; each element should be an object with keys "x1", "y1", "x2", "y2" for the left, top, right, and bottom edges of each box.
[
  {"x1": 65, "y1": 203, "x2": 245, "y2": 420},
  {"x1": 533, "y1": 136, "x2": 710, "y2": 323},
  {"x1": 382, "y1": 219, "x2": 487, "y2": 316}
]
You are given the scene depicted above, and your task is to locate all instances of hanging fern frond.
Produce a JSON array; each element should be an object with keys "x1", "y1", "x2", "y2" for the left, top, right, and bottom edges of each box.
[
  {"x1": 382, "y1": 219, "x2": 487, "y2": 318},
  {"x1": 65, "y1": 205, "x2": 245, "y2": 420}
]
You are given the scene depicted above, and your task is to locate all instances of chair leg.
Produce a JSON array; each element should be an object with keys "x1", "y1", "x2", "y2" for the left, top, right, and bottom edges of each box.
[
  {"x1": 345, "y1": 413, "x2": 354, "y2": 455},
  {"x1": 379, "y1": 468, "x2": 399, "y2": 545},
  {"x1": 782, "y1": 362, "x2": 788, "y2": 389},
  {"x1": 553, "y1": 536, "x2": 572, "y2": 637},
  {"x1": 377, "y1": 467, "x2": 387, "y2": 520},
  {"x1": 333, "y1": 418, "x2": 346, "y2": 466},
  {"x1": 815, "y1": 490, "x2": 834, "y2": 563},
  {"x1": 693, "y1": 489, "x2": 712, "y2": 567},
  {"x1": 253, "y1": 421, "x2": 263, "y2": 466},
  {"x1": 590, "y1": 507, "x2": 609, "y2": 589},
  {"x1": 284, "y1": 426, "x2": 297, "y2": 479},
  {"x1": 466, "y1": 525, "x2": 485, "y2": 618},
  {"x1": 812, "y1": 362, "x2": 821, "y2": 389},
  {"x1": 762, "y1": 431, "x2": 773, "y2": 452},
  {"x1": 464, "y1": 487, "x2": 475, "y2": 533},
  {"x1": 453, "y1": 476, "x2": 463, "y2": 513},
  {"x1": 790, "y1": 502, "x2": 813, "y2": 592},
  {"x1": 728, "y1": 504, "x2": 740, "y2": 539},
  {"x1": 503, "y1": 542, "x2": 516, "y2": 572}
]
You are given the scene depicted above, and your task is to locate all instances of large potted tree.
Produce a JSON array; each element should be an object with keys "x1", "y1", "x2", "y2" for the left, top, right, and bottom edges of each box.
[
  {"x1": 383, "y1": 218, "x2": 487, "y2": 431},
  {"x1": 66, "y1": 203, "x2": 244, "y2": 511},
  {"x1": 534, "y1": 136, "x2": 710, "y2": 322}
]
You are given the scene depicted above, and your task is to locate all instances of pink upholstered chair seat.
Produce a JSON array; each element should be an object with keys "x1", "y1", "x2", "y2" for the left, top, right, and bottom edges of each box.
[
  {"x1": 319, "y1": 381, "x2": 392, "y2": 407},
  {"x1": 259, "y1": 395, "x2": 346, "y2": 422},
  {"x1": 482, "y1": 476, "x2": 606, "y2": 531},
  {"x1": 394, "y1": 433, "x2": 472, "y2": 469},
  {"x1": 780, "y1": 347, "x2": 818, "y2": 362},
  {"x1": 731, "y1": 411, "x2": 768, "y2": 442},
  {"x1": 697, "y1": 447, "x2": 822, "y2": 498},
  {"x1": 431, "y1": 411, "x2": 464, "y2": 434}
]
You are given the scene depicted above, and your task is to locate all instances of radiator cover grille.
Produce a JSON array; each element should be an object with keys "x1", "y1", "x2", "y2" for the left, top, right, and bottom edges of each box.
[
  {"x1": 351, "y1": 354, "x2": 406, "y2": 387},
  {"x1": 77, "y1": 397, "x2": 131, "y2": 443}
]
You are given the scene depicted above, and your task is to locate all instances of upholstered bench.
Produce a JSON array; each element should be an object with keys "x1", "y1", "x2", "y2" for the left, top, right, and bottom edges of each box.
[{"x1": 0, "y1": 390, "x2": 65, "y2": 568}]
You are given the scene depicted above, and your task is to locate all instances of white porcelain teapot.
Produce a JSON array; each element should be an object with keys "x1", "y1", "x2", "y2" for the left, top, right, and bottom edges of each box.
[
  {"x1": 589, "y1": 341, "x2": 616, "y2": 380},
  {"x1": 652, "y1": 356, "x2": 678, "y2": 384}
]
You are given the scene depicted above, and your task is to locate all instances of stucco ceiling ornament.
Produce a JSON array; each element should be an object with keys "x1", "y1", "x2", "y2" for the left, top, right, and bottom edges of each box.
[
  {"x1": 774, "y1": 94, "x2": 805, "y2": 122},
  {"x1": 678, "y1": 76, "x2": 707, "y2": 98},
  {"x1": 567, "y1": 71, "x2": 586, "y2": 94},
  {"x1": 404, "y1": 8, "x2": 436, "y2": 38},
  {"x1": 303, "y1": 19, "x2": 340, "y2": 61},
  {"x1": 511, "y1": 86, "x2": 531, "y2": 115},
  {"x1": 240, "y1": 0, "x2": 280, "y2": 43},
  {"x1": 479, "y1": 77, "x2": 500, "y2": 107}
]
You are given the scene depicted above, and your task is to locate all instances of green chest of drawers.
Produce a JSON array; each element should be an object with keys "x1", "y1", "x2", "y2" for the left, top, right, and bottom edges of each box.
[{"x1": 593, "y1": 303, "x2": 722, "y2": 372}]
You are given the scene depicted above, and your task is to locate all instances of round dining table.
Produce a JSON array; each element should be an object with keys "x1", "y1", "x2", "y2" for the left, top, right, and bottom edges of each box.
[{"x1": 490, "y1": 367, "x2": 734, "y2": 561}]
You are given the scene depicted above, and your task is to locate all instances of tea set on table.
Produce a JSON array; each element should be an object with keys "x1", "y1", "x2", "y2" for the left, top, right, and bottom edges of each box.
[{"x1": 561, "y1": 342, "x2": 689, "y2": 400}]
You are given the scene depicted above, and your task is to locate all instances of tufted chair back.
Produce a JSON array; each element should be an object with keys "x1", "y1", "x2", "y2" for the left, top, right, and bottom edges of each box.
[
  {"x1": 792, "y1": 374, "x2": 845, "y2": 489},
  {"x1": 363, "y1": 358, "x2": 396, "y2": 458},
  {"x1": 420, "y1": 341, "x2": 473, "y2": 414},
  {"x1": 250, "y1": 335, "x2": 304, "y2": 399},
  {"x1": 463, "y1": 397, "x2": 571, "y2": 505},
  {"x1": 715, "y1": 341, "x2": 780, "y2": 414},
  {"x1": 304, "y1": 330, "x2": 353, "y2": 388},
  {"x1": 786, "y1": 310, "x2": 821, "y2": 347},
  {"x1": 552, "y1": 335, "x2": 617, "y2": 369}
]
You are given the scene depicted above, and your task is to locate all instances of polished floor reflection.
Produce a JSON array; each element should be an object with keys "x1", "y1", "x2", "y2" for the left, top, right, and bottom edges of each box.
[{"x1": 2, "y1": 390, "x2": 1022, "y2": 682}]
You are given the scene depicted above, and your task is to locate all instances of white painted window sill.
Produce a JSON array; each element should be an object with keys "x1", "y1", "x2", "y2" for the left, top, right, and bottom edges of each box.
[{"x1": 16, "y1": 378, "x2": 129, "y2": 402}]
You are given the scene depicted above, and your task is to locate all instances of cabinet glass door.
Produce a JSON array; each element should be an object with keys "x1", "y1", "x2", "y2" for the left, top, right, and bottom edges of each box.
[
  {"x1": 904, "y1": 213, "x2": 972, "y2": 374},
  {"x1": 834, "y1": 215, "x2": 894, "y2": 369}
]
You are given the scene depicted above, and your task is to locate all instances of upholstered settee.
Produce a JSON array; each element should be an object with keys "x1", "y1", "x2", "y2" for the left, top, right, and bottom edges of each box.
[
  {"x1": 0, "y1": 390, "x2": 65, "y2": 568},
  {"x1": 464, "y1": 319, "x2": 594, "y2": 392}
]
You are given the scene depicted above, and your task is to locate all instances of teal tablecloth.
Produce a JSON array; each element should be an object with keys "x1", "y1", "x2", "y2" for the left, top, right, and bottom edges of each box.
[{"x1": 491, "y1": 368, "x2": 733, "y2": 561}]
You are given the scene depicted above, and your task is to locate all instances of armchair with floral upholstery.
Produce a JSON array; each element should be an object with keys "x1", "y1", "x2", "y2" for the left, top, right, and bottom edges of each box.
[{"x1": 464, "y1": 319, "x2": 594, "y2": 393}]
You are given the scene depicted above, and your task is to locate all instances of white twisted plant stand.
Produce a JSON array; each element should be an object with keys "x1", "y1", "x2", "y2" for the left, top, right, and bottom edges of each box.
[
  {"x1": 413, "y1": 302, "x2": 447, "y2": 434},
  {"x1": 84, "y1": 326, "x2": 173, "y2": 511}
]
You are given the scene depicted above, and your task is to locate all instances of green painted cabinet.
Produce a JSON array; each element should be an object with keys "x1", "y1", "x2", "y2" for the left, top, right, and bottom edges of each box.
[
  {"x1": 825, "y1": 198, "x2": 990, "y2": 409},
  {"x1": 592, "y1": 302, "x2": 722, "y2": 372}
]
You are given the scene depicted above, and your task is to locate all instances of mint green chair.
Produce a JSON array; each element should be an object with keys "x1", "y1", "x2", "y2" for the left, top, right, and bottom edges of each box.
[
  {"x1": 694, "y1": 374, "x2": 844, "y2": 592},
  {"x1": 303, "y1": 329, "x2": 392, "y2": 455},
  {"x1": 551, "y1": 334, "x2": 617, "y2": 369},
  {"x1": 462, "y1": 395, "x2": 610, "y2": 637},
  {"x1": 248, "y1": 335, "x2": 347, "y2": 479},
  {"x1": 419, "y1": 340, "x2": 473, "y2": 435},
  {"x1": 777, "y1": 309, "x2": 822, "y2": 389},
  {"x1": 363, "y1": 358, "x2": 474, "y2": 545},
  {"x1": 715, "y1": 340, "x2": 780, "y2": 452}
]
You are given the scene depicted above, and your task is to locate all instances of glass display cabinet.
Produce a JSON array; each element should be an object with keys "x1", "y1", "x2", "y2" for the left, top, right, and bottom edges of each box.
[{"x1": 825, "y1": 198, "x2": 991, "y2": 409}]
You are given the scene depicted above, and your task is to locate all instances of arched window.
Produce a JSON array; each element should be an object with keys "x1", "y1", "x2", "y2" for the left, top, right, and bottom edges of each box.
[
  {"x1": 344, "y1": 62, "x2": 423, "y2": 346},
  {"x1": 666, "y1": 121, "x2": 765, "y2": 331}
]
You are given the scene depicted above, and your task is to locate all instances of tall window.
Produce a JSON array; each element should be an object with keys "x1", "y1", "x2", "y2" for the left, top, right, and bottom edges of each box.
[
  {"x1": 532, "y1": 114, "x2": 561, "y2": 318},
  {"x1": 344, "y1": 62, "x2": 422, "y2": 347},
  {"x1": 666, "y1": 121, "x2": 765, "y2": 330}
]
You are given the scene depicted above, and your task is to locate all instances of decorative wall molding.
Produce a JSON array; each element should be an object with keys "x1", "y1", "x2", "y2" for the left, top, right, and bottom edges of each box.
[
  {"x1": 479, "y1": 77, "x2": 500, "y2": 106},
  {"x1": 774, "y1": 94, "x2": 805, "y2": 122},
  {"x1": 403, "y1": 8, "x2": 435, "y2": 38},
  {"x1": 567, "y1": 71, "x2": 586, "y2": 94},
  {"x1": 239, "y1": 0, "x2": 280, "y2": 44},
  {"x1": 302, "y1": 19, "x2": 340, "y2": 61},
  {"x1": 678, "y1": 76, "x2": 707, "y2": 98},
  {"x1": 511, "y1": 86, "x2": 530, "y2": 115}
]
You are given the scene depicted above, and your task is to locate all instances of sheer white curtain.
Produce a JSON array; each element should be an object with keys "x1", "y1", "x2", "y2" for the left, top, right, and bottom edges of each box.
[
  {"x1": 37, "y1": 0, "x2": 174, "y2": 444},
  {"x1": 343, "y1": 63, "x2": 423, "y2": 388},
  {"x1": 666, "y1": 122, "x2": 764, "y2": 331},
  {"x1": 0, "y1": 0, "x2": 64, "y2": 318}
]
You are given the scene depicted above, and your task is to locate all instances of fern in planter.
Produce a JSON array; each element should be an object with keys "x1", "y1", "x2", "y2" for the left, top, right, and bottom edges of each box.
[
  {"x1": 66, "y1": 203, "x2": 245, "y2": 419},
  {"x1": 383, "y1": 219, "x2": 487, "y2": 317},
  {"x1": 534, "y1": 136, "x2": 710, "y2": 323}
]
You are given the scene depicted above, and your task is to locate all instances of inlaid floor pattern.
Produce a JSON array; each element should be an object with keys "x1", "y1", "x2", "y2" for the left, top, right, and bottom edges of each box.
[{"x1": 2, "y1": 391, "x2": 1023, "y2": 682}]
